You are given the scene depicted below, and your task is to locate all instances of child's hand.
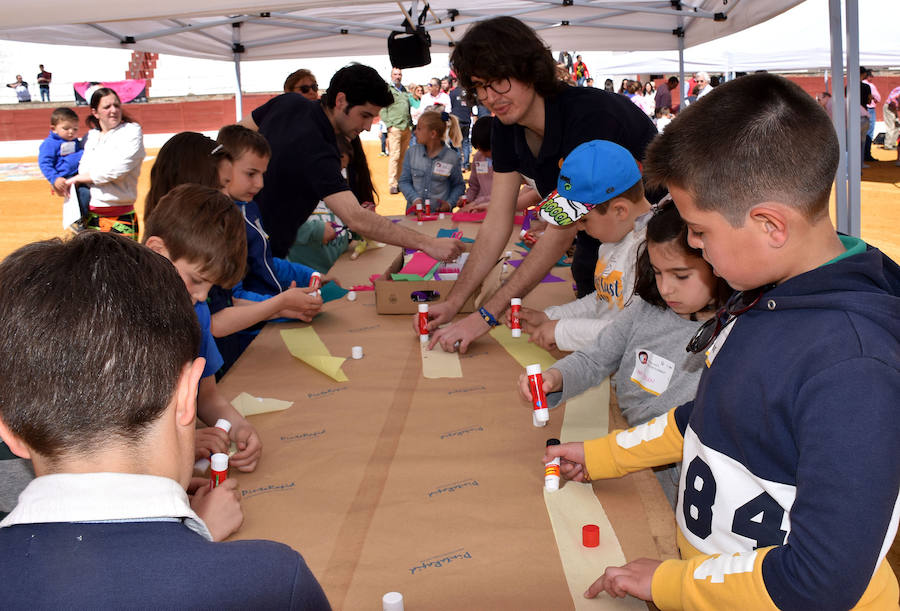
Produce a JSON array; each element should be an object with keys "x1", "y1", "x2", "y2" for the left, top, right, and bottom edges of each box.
[
  {"x1": 584, "y1": 558, "x2": 661, "y2": 602},
  {"x1": 528, "y1": 320, "x2": 559, "y2": 351},
  {"x1": 517, "y1": 307, "x2": 549, "y2": 331},
  {"x1": 543, "y1": 440, "x2": 589, "y2": 482},
  {"x1": 188, "y1": 477, "x2": 243, "y2": 541},
  {"x1": 229, "y1": 419, "x2": 262, "y2": 472},
  {"x1": 518, "y1": 367, "x2": 562, "y2": 402},
  {"x1": 322, "y1": 223, "x2": 337, "y2": 244},
  {"x1": 194, "y1": 426, "x2": 230, "y2": 461},
  {"x1": 279, "y1": 282, "x2": 323, "y2": 321},
  {"x1": 436, "y1": 199, "x2": 452, "y2": 212},
  {"x1": 52, "y1": 176, "x2": 68, "y2": 197}
]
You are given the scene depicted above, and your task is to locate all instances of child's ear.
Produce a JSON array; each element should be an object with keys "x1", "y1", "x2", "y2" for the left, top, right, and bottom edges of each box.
[
  {"x1": 174, "y1": 359, "x2": 205, "y2": 428},
  {"x1": 144, "y1": 236, "x2": 169, "y2": 258},
  {"x1": 611, "y1": 199, "x2": 631, "y2": 219},
  {"x1": 749, "y1": 204, "x2": 789, "y2": 248},
  {"x1": 0, "y1": 417, "x2": 32, "y2": 460}
]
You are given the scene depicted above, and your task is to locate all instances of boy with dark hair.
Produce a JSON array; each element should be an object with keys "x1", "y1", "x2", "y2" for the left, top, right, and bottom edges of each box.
[
  {"x1": 0, "y1": 231, "x2": 330, "y2": 608},
  {"x1": 143, "y1": 184, "x2": 263, "y2": 474},
  {"x1": 426, "y1": 16, "x2": 658, "y2": 353},
  {"x1": 239, "y1": 63, "x2": 462, "y2": 264},
  {"x1": 38, "y1": 107, "x2": 90, "y2": 221},
  {"x1": 546, "y1": 73, "x2": 900, "y2": 609}
]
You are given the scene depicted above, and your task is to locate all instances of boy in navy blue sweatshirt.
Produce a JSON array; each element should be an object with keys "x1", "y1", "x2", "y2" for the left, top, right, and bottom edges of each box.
[
  {"x1": 38, "y1": 107, "x2": 89, "y2": 222},
  {"x1": 546, "y1": 73, "x2": 900, "y2": 609},
  {"x1": 0, "y1": 231, "x2": 330, "y2": 609}
]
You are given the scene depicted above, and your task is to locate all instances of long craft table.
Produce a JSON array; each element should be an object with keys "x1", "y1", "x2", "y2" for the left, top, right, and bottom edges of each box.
[{"x1": 219, "y1": 216, "x2": 677, "y2": 610}]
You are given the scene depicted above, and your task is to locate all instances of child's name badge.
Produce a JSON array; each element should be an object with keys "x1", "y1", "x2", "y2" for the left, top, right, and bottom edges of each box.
[
  {"x1": 630, "y1": 350, "x2": 675, "y2": 396},
  {"x1": 475, "y1": 161, "x2": 489, "y2": 174},
  {"x1": 60, "y1": 141, "x2": 76, "y2": 156},
  {"x1": 433, "y1": 161, "x2": 453, "y2": 177}
]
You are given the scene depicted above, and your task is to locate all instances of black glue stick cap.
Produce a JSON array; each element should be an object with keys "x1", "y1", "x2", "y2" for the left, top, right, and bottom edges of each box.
[{"x1": 546, "y1": 438, "x2": 560, "y2": 447}]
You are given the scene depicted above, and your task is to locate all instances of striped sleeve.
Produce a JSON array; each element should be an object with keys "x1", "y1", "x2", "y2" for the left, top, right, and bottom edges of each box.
[{"x1": 583, "y1": 407, "x2": 685, "y2": 479}]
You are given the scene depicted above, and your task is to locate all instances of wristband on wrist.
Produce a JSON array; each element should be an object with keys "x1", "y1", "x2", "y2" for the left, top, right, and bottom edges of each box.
[{"x1": 478, "y1": 306, "x2": 500, "y2": 328}]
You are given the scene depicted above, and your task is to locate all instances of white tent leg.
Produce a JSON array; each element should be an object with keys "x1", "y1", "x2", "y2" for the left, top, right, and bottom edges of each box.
[
  {"x1": 828, "y1": 0, "x2": 848, "y2": 234},
  {"x1": 845, "y1": 0, "x2": 861, "y2": 237},
  {"x1": 677, "y1": 35, "x2": 685, "y2": 107},
  {"x1": 233, "y1": 22, "x2": 243, "y2": 121}
]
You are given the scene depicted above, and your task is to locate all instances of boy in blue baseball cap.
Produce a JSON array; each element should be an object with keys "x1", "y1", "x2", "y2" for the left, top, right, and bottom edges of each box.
[{"x1": 515, "y1": 140, "x2": 652, "y2": 351}]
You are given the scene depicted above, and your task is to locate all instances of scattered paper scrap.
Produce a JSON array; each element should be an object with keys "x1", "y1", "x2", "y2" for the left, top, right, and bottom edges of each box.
[
  {"x1": 280, "y1": 327, "x2": 349, "y2": 382},
  {"x1": 231, "y1": 391, "x2": 295, "y2": 417}
]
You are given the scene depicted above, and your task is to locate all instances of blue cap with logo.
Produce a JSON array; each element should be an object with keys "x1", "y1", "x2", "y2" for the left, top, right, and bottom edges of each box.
[{"x1": 538, "y1": 140, "x2": 642, "y2": 226}]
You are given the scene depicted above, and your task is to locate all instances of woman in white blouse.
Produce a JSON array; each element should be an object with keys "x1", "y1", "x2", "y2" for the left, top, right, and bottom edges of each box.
[{"x1": 67, "y1": 88, "x2": 145, "y2": 238}]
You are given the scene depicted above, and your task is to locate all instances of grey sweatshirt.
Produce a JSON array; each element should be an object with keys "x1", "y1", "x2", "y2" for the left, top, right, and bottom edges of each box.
[{"x1": 546, "y1": 297, "x2": 707, "y2": 505}]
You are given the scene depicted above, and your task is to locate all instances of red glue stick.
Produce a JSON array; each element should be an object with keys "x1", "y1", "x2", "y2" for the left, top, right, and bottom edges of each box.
[
  {"x1": 510, "y1": 298, "x2": 522, "y2": 338},
  {"x1": 415, "y1": 201, "x2": 424, "y2": 221},
  {"x1": 210, "y1": 453, "x2": 228, "y2": 489},
  {"x1": 527, "y1": 363, "x2": 549, "y2": 426},
  {"x1": 424, "y1": 198, "x2": 432, "y2": 215},
  {"x1": 309, "y1": 272, "x2": 322, "y2": 291},
  {"x1": 544, "y1": 439, "x2": 561, "y2": 492},
  {"x1": 418, "y1": 303, "x2": 429, "y2": 343}
]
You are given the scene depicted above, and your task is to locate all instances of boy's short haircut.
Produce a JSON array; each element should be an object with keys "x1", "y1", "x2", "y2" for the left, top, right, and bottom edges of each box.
[
  {"x1": 217, "y1": 124, "x2": 271, "y2": 160},
  {"x1": 49, "y1": 107, "x2": 78, "y2": 126},
  {"x1": 451, "y1": 17, "x2": 564, "y2": 99},
  {"x1": 470, "y1": 116, "x2": 493, "y2": 152},
  {"x1": 643, "y1": 73, "x2": 839, "y2": 226},
  {"x1": 0, "y1": 232, "x2": 200, "y2": 460},
  {"x1": 322, "y1": 63, "x2": 393, "y2": 111},
  {"x1": 143, "y1": 183, "x2": 247, "y2": 288}
]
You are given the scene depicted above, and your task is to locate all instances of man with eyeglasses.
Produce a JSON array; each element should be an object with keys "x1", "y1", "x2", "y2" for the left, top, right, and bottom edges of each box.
[
  {"x1": 241, "y1": 63, "x2": 463, "y2": 264},
  {"x1": 423, "y1": 16, "x2": 658, "y2": 353},
  {"x1": 380, "y1": 67, "x2": 412, "y2": 195}
]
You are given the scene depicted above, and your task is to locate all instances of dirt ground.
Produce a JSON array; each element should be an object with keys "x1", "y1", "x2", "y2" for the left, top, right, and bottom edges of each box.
[{"x1": 0, "y1": 138, "x2": 898, "y2": 582}]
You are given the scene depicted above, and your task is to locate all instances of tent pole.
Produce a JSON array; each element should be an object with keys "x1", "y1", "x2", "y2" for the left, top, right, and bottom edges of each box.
[
  {"x1": 828, "y1": 0, "x2": 848, "y2": 234},
  {"x1": 677, "y1": 33, "x2": 685, "y2": 108},
  {"x1": 845, "y1": 0, "x2": 861, "y2": 237},
  {"x1": 233, "y1": 22, "x2": 244, "y2": 122}
]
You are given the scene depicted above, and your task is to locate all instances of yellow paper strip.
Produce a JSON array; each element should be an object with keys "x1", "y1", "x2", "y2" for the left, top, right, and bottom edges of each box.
[
  {"x1": 488, "y1": 327, "x2": 556, "y2": 371},
  {"x1": 544, "y1": 483, "x2": 645, "y2": 610},
  {"x1": 559, "y1": 380, "x2": 611, "y2": 442},
  {"x1": 421, "y1": 342, "x2": 463, "y2": 378},
  {"x1": 280, "y1": 327, "x2": 349, "y2": 382},
  {"x1": 231, "y1": 391, "x2": 295, "y2": 417}
]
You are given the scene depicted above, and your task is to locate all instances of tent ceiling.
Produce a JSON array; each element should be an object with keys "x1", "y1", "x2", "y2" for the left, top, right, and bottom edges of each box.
[{"x1": 0, "y1": 1, "x2": 802, "y2": 62}]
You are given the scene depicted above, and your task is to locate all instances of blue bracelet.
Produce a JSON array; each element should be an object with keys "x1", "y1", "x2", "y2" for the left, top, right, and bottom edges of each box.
[{"x1": 478, "y1": 306, "x2": 500, "y2": 328}]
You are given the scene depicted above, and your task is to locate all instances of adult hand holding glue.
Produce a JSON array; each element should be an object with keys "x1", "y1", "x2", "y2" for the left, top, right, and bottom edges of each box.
[{"x1": 518, "y1": 365, "x2": 562, "y2": 427}]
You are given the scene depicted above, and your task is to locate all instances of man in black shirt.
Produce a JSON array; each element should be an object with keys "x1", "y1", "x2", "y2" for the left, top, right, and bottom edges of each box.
[
  {"x1": 239, "y1": 64, "x2": 462, "y2": 262},
  {"x1": 425, "y1": 17, "x2": 658, "y2": 352}
]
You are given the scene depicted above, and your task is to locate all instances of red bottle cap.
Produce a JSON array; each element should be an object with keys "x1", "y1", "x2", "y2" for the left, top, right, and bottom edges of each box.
[{"x1": 582, "y1": 524, "x2": 600, "y2": 547}]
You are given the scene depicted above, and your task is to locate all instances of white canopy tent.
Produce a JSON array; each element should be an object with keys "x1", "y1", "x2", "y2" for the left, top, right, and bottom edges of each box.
[{"x1": 0, "y1": 0, "x2": 864, "y2": 235}]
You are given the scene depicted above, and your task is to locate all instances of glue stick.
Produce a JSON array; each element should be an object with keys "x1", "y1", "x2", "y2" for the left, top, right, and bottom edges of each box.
[
  {"x1": 544, "y1": 438, "x2": 561, "y2": 492},
  {"x1": 424, "y1": 198, "x2": 432, "y2": 215},
  {"x1": 418, "y1": 303, "x2": 429, "y2": 343},
  {"x1": 214, "y1": 418, "x2": 232, "y2": 434},
  {"x1": 309, "y1": 271, "x2": 322, "y2": 291},
  {"x1": 415, "y1": 200, "x2": 424, "y2": 221},
  {"x1": 210, "y1": 453, "x2": 228, "y2": 489},
  {"x1": 510, "y1": 298, "x2": 522, "y2": 338},
  {"x1": 527, "y1": 364, "x2": 550, "y2": 426}
]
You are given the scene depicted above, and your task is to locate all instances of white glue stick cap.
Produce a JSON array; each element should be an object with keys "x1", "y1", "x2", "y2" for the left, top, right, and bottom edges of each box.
[
  {"x1": 545, "y1": 476, "x2": 560, "y2": 492},
  {"x1": 511, "y1": 298, "x2": 522, "y2": 306},
  {"x1": 512, "y1": 329, "x2": 522, "y2": 338},
  {"x1": 438, "y1": 212, "x2": 445, "y2": 219},
  {"x1": 505, "y1": 250, "x2": 513, "y2": 258},
  {"x1": 214, "y1": 418, "x2": 232, "y2": 433},
  {"x1": 352, "y1": 346, "x2": 363, "y2": 359},
  {"x1": 383, "y1": 591, "x2": 404, "y2": 611},
  {"x1": 533, "y1": 412, "x2": 547, "y2": 427},
  {"x1": 347, "y1": 291, "x2": 357, "y2": 301},
  {"x1": 418, "y1": 303, "x2": 429, "y2": 313},
  {"x1": 526, "y1": 363, "x2": 542, "y2": 376},
  {"x1": 520, "y1": 229, "x2": 527, "y2": 237},
  {"x1": 210, "y1": 453, "x2": 229, "y2": 471},
  {"x1": 419, "y1": 334, "x2": 429, "y2": 343}
]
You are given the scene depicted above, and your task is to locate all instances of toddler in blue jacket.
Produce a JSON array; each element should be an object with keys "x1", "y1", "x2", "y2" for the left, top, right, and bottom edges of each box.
[{"x1": 38, "y1": 107, "x2": 90, "y2": 222}]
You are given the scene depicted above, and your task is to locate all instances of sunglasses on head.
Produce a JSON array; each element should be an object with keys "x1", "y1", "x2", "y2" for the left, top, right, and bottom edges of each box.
[
  {"x1": 686, "y1": 284, "x2": 775, "y2": 353},
  {"x1": 298, "y1": 83, "x2": 318, "y2": 93}
]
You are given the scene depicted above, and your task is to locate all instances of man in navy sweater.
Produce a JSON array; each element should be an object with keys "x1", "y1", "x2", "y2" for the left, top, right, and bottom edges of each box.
[{"x1": 0, "y1": 232, "x2": 331, "y2": 610}]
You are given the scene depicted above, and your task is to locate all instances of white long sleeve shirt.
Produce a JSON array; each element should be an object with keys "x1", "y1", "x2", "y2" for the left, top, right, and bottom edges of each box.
[{"x1": 78, "y1": 121, "x2": 146, "y2": 209}]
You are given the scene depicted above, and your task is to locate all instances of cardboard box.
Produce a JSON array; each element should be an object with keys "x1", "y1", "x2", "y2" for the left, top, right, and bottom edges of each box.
[{"x1": 375, "y1": 250, "x2": 479, "y2": 314}]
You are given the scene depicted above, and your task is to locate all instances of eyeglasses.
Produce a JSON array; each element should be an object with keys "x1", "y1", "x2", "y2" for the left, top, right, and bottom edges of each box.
[
  {"x1": 686, "y1": 284, "x2": 774, "y2": 353},
  {"x1": 297, "y1": 83, "x2": 318, "y2": 93},
  {"x1": 470, "y1": 78, "x2": 512, "y2": 98}
]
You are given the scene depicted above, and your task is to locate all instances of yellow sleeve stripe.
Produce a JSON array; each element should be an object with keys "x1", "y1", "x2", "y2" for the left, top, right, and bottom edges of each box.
[{"x1": 583, "y1": 408, "x2": 684, "y2": 480}]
